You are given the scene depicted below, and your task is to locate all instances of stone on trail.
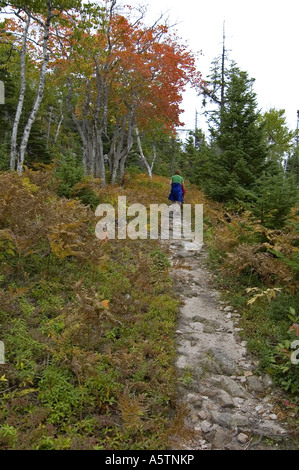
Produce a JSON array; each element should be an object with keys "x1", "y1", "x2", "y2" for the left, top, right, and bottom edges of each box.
[
  {"x1": 211, "y1": 410, "x2": 249, "y2": 429},
  {"x1": 237, "y1": 433, "x2": 249, "y2": 444},
  {"x1": 224, "y1": 306, "x2": 233, "y2": 312},
  {"x1": 207, "y1": 347, "x2": 241, "y2": 376},
  {"x1": 186, "y1": 393, "x2": 203, "y2": 409},
  {"x1": 244, "y1": 371, "x2": 253, "y2": 377},
  {"x1": 218, "y1": 390, "x2": 235, "y2": 409},
  {"x1": 263, "y1": 375, "x2": 273, "y2": 389},
  {"x1": 246, "y1": 375, "x2": 266, "y2": 394},
  {"x1": 198, "y1": 410, "x2": 208, "y2": 420},
  {"x1": 212, "y1": 428, "x2": 231, "y2": 449},
  {"x1": 201, "y1": 420, "x2": 213, "y2": 433},
  {"x1": 270, "y1": 414, "x2": 278, "y2": 421},
  {"x1": 220, "y1": 376, "x2": 247, "y2": 398},
  {"x1": 255, "y1": 405, "x2": 266, "y2": 415}
]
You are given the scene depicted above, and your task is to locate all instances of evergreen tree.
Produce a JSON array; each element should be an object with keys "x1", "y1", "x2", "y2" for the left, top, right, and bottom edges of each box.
[
  {"x1": 260, "y1": 108, "x2": 294, "y2": 164},
  {"x1": 178, "y1": 129, "x2": 209, "y2": 187},
  {"x1": 179, "y1": 132, "x2": 199, "y2": 182},
  {"x1": 285, "y1": 146, "x2": 299, "y2": 186},
  {"x1": 202, "y1": 65, "x2": 268, "y2": 202},
  {"x1": 242, "y1": 163, "x2": 298, "y2": 228}
]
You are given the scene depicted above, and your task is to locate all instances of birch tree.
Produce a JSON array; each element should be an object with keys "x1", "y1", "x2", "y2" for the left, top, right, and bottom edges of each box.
[
  {"x1": 0, "y1": 0, "x2": 81, "y2": 174},
  {"x1": 16, "y1": 2, "x2": 53, "y2": 174},
  {"x1": 135, "y1": 127, "x2": 157, "y2": 180},
  {"x1": 9, "y1": 12, "x2": 30, "y2": 170}
]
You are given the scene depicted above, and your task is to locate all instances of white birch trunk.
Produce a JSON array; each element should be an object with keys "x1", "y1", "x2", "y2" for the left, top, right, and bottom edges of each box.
[
  {"x1": 135, "y1": 127, "x2": 157, "y2": 180},
  {"x1": 46, "y1": 105, "x2": 53, "y2": 149},
  {"x1": 17, "y1": 3, "x2": 53, "y2": 175},
  {"x1": 10, "y1": 14, "x2": 30, "y2": 171}
]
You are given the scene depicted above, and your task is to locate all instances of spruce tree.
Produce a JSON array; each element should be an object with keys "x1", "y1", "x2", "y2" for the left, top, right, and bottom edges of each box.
[
  {"x1": 285, "y1": 146, "x2": 299, "y2": 186},
  {"x1": 243, "y1": 163, "x2": 298, "y2": 228},
  {"x1": 179, "y1": 129, "x2": 208, "y2": 186},
  {"x1": 260, "y1": 108, "x2": 293, "y2": 164},
  {"x1": 203, "y1": 65, "x2": 268, "y2": 202}
]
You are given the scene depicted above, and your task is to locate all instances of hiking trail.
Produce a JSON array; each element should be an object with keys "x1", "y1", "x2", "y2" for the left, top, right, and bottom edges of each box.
[{"x1": 160, "y1": 213, "x2": 294, "y2": 451}]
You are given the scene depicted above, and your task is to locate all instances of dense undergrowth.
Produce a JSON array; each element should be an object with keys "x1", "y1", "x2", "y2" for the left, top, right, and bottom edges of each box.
[
  {"x1": 0, "y1": 166, "x2": 298, "y2": 449},
  {"x1": 0, "y1": 169, "x2": 181, "y2": 450}
]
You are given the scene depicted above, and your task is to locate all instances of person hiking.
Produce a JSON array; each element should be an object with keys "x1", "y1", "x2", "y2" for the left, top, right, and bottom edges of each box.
[{"x1": 168, "y1": 169, "x2": 185, "y2": 204}]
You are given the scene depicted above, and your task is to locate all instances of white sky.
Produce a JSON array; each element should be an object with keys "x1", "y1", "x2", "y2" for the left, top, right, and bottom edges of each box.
[{"x1": 143, "y1": 0, "x2": 299, "y2": 135}]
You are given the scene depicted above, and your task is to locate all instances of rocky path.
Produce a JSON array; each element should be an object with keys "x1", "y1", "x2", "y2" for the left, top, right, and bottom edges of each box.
[{"x1": 161, "y1": 220, "x2": 294, "y2": 450}]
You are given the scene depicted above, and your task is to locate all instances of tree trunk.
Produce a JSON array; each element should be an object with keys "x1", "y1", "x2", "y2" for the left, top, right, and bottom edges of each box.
[
  {"x1": 112, "y1": 114, "x2": 134, "y2": 184},
  {"x1": 46, "y1": 105, "x2": 53, "y2": 149},
  {"x1": 135, "y1": 126, "x2": 153, "y2": 179},
  {"x1": 17, "y1": 2, "x2": 53, "y2": 175},
  {"x1": 110, "y1": 156, "x2": 119, "y2": 185},
  {"x1": 54, "y1": 111, "x2": 63, "y2": 143},
  {"x1": 119, "y1": 156, "x2": 126, "y2": 185},
  {"x1": 110, "y1": 122, "x2": 123, "y2": 185},
  {"x1": 10, "y1": 14, "x2": 30, "y2": 171},
  {"x1": 17, "y1": 5, "x2": 53, "y2": 174},
  {"x1": 220, "y1": 21, "x2": 226, "y2": 124},
  {"x1": 95, "y1": 127, "x2": 106, "y2": 187},
  {"x1": 67, "y1": 77, "x2": 88, "y2": 173}
]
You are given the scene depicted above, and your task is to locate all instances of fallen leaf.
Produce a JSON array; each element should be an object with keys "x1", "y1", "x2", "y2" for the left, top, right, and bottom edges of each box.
[
  {"x1": 101, "y1": 300, "x2": 109, "y2": 309},
  {"x1": 289, "y1": 324, "x2": 299, "y2": 336}
]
